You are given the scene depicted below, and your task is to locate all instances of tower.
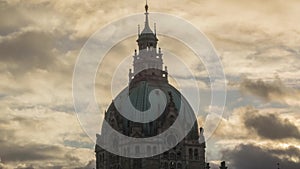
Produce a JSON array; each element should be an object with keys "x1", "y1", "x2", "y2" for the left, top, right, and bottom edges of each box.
[
  {"x1": 129, "y1": 1, "x2": 164, "y2": 81},
  {"x1": 95, "y1": 2, "x2": 206, "y2": 169}
]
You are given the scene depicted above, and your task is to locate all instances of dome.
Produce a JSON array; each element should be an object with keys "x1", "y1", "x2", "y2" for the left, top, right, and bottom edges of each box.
[
  {"x1": 95, "y1": 3, "x2": 206, "y2": 168},
  {"x1": 102, "y1": 69, "x2": 199, "y2": 140}
]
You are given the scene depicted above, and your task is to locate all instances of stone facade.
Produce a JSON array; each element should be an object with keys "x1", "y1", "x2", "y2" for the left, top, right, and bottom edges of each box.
[{"x1": 95, "y1": 3, "x2": 207, "y2": 169}]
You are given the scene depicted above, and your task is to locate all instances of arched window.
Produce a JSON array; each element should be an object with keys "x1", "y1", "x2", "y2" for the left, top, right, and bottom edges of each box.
[
  {"x1": 177, "y1": 151, "x2": 181, "y2": 159},
  {"x1": 170, "y1": 161, "x2": 176, "y2": 169}
]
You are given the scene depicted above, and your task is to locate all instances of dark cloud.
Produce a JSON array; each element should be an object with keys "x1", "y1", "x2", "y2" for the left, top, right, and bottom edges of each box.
[
  {"x1": 0, "y1": 1, "x2": 32, "y2": 35},
  {"x1": 0, "y1": 142, "x2": 64, "y2": 162},
  {"x1": 0, "y1": 29, "x2": 56, "y2": 73},
  {"x1": 244, "y1": 113, "x2": 300, "y2": 140},
  {"x1": 210, "y1": 106, "x2": 300, "y2": 141},
  {"x1": 0, "y1": 120, "x2": 63, "y2": 163},
  {"x1": 240, "y1": 77, "x2": 300, "y2": 104},
  {"x1": 222, "y1": 144, "x2": 300, "y2": 169},
  {"x1": 246, "y1": 45, "x2": 299, "y2": 62},
  {"x1": 0, "y1": 2, "x2": 78, "y2": 76},
  {"x1": 240, "y1": 78, "x2": 285, "y2": 101}
]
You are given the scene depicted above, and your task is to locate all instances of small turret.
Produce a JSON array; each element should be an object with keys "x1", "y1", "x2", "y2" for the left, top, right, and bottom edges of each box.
[
  {"x1": 131, "y1": 1, "x2": 164, "y2": 80},
  {"x1": 219, "y1": 161, "x2": 228, "y2": 169},
  {"x1": 199, "y1": 127, "x2": 205, "y2": 145},
  {"x1": 206, "y1": 163, "x2": 210, "y2": 169}
]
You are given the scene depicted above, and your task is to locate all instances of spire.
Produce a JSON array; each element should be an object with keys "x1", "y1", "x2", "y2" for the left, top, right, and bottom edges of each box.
[
  {"x1": 136, "y1": 0, "x2": 158, "y2": 51},
  {"x1": 132, "y1": 0, "x2": 162, "y2": 77},
  {"x1": 142, "y1": 0, "x2": 153, "y2": 34}
]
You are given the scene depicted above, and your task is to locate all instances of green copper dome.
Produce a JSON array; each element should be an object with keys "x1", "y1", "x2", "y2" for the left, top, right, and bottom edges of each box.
[{"x1": 103, "y1": 69, "x2": 199, "y2": 139}]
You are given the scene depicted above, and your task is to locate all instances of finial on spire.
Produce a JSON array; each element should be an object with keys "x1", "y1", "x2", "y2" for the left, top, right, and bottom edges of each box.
[
  {"x1": 138, "y1": 24, "x2": 140, "y2": 35},
  {"x1": 154, "y1": 23, "x2": 156, "y2": 34},
  {"x1": 141, "y1": 0, "x2": 152, "y2": 34},
  {"x1": 145, "y1": 0, "x2": 149, "y2": 12}
]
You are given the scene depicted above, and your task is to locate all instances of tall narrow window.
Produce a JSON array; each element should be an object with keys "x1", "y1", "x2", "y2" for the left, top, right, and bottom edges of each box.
[
  {"x1": 177, "y1": 151, "x2": 181, "y2": 159},
  {"x1": 135, "y1": 146, "x2": 140, "y2": 155},
  {"x1": 177, "y1": 163, "x2": 182, "y2": 169},
  {"x1": 147, "y1": 145, "x2": 151, "y2": 156},
  {"x1": 194, "y1": 149, "x2": 199, "y2": 160},
  {"x1": 170, "y1": 161, "x2": 176, "y2": 169},
  {"x1": 153, "y1": 146, "x2": 157, "y2": 154},
  {"x1": 188, "y1": 148, "x2": 193, "y2": 160},
  {"x1": 164, "y1": 162, "x2": 168, "y2": 169}
]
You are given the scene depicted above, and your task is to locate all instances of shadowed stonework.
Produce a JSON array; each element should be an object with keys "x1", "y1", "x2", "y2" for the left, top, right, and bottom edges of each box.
[{"x1": 95, "y1": 2, "x2": 207, "y2": 169}]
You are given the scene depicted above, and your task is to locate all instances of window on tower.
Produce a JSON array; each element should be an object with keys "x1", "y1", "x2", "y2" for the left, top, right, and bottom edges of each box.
[
  {"x1": 170, "y1": 161, "x2": 176, "y2": 169},
  {"x1": 135, "y1": 146, "x2": 140, "y2": 155},
  {"x1": 153, "y1": 146, "x2": 157, "y2": 154},
  {"x1": 147, "y1": 145, "x2": 151, "y2": 156},
  {"x1": 194, "y1": 149, "x2": 199, "y2": 160},
  {"x1": 177, "y1": 151, "x2": 182, "y2": 159},
  {"x1": 177, "y1": 163, "x2": 182, "y2": 169},
  {"x1": 189, "y1": 148, "x2": 193, "y2": 160}
]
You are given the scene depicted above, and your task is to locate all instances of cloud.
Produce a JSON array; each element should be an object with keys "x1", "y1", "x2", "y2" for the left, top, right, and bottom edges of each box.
[
  {"x1": 75, "y1": 160, "x2": 96, "y2": 169},
  {"x1": 0, "y1": 103, "x2": 95, "y2": 167},
  {"x1": 0, "y1": 123, "x2": 64, "y2": 163},
  {"x1": 0, "y1": 0, "x2": 300, "y2": 167},
  {"x1": 244, "y1": 113, "x2": 300, "y2": 140},
  {"x1": 222, "y1": 144, "x2": 300, "y2": 169},
  {"x1": 0, "y1": 1, "x2": 32, "y2": 35},
  {"x1": 1, "y1": 143, "x2": 63, "y2": 162},
  {"x1": 0, "y1": 28, "x2": 56, "y2": 73},
  {"x1": 205, "y1": 106, "x2": 300, "y2": 167},
  {"x1": 240, "y1": 77, "x2": 300, "y2": 106},
  {"x1": 207, "y1": 106, "x2": 300, "y2": 141}
]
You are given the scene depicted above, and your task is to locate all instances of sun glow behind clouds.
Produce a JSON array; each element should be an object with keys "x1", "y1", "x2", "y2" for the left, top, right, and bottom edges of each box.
[{"x1": 0, "y1": 0, "x2": 300, "y2": 168}]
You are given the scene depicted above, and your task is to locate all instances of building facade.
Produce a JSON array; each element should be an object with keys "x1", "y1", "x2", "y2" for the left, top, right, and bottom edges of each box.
[{"x1": 95, "y1": 3, "x2": 207, "y2": 169}]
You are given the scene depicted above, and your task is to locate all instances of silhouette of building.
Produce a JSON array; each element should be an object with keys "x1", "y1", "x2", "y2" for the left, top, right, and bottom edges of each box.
[{"x1": 95, "y1": 2, "x2": 213, "y2": 169}]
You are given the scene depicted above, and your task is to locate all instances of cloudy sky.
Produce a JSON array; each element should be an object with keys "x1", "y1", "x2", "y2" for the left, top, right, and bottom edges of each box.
[{"x1": 0, "y1": 0, "x2": 300, "y2": 168}]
